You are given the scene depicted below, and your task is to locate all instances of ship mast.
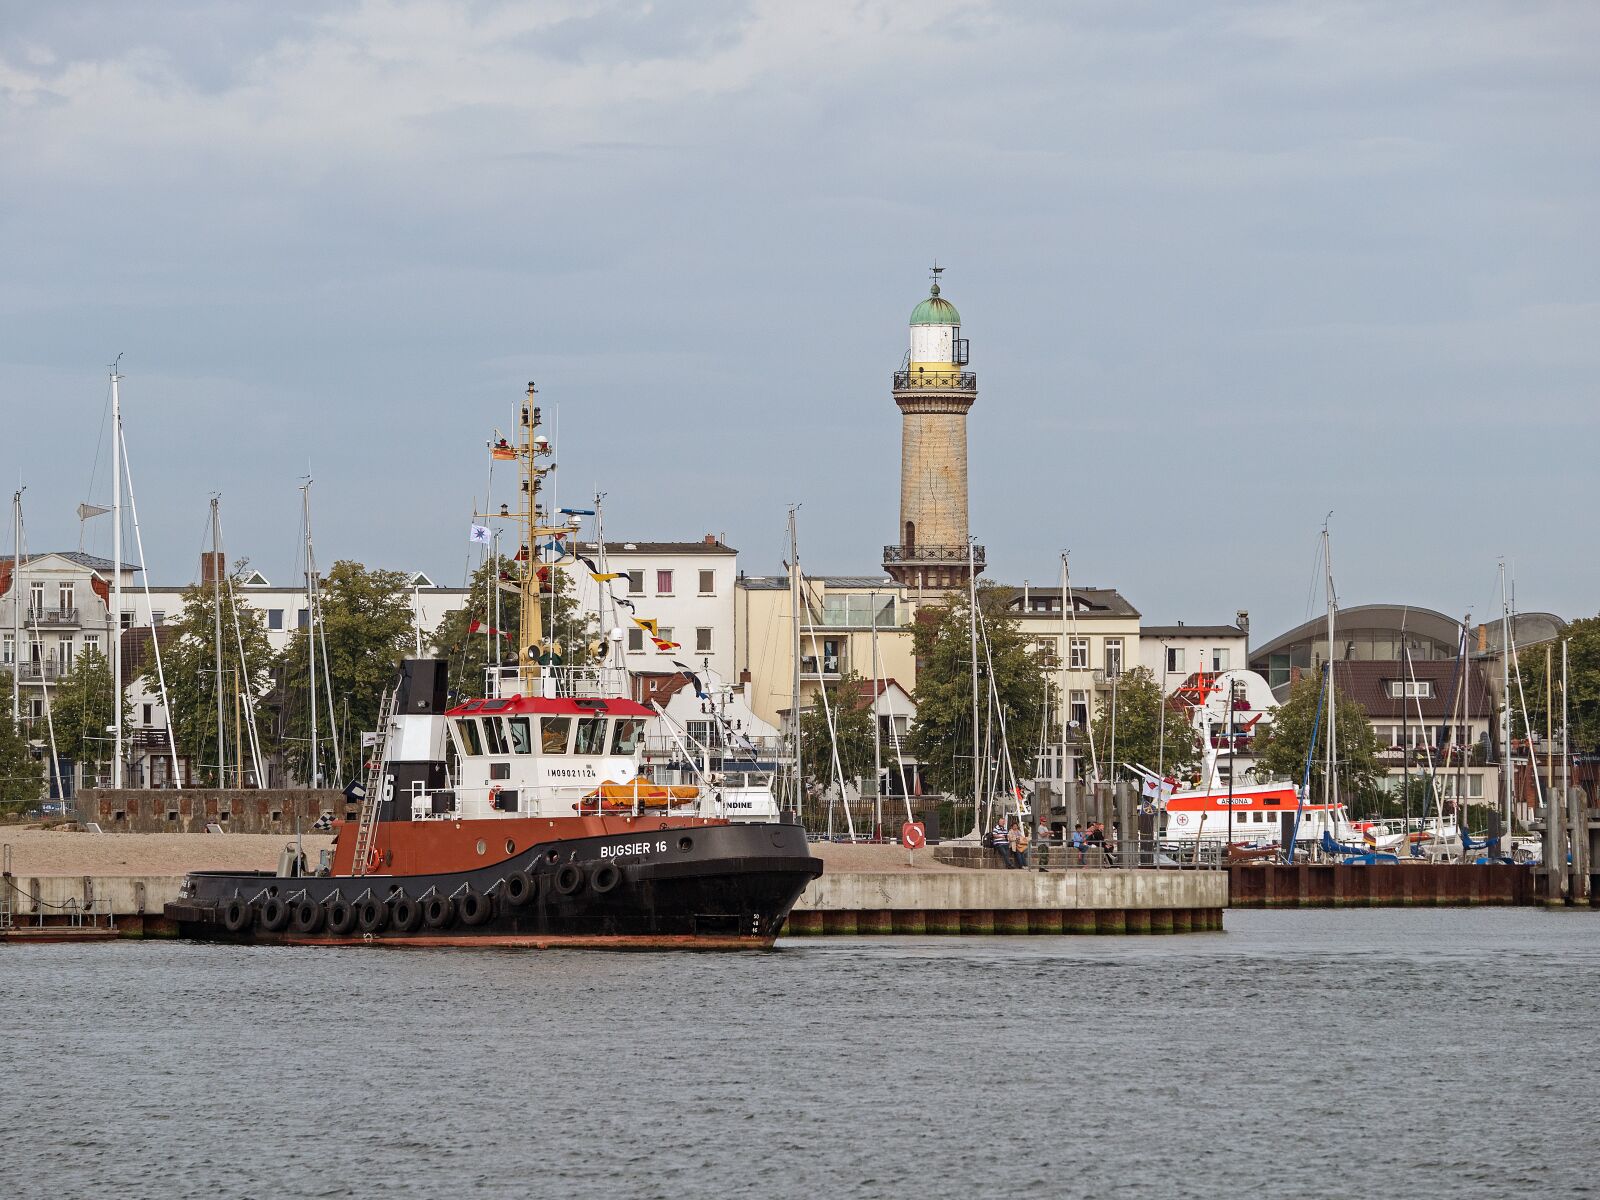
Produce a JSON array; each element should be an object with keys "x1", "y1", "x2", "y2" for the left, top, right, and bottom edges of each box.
[{"x1": 514, "y1": 383, "x2": 564, "y2": 694}]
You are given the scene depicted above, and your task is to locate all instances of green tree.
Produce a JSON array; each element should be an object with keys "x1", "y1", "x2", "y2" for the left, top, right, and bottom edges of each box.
[
  {"x1": 1089, "y1": 666, "x2": 1199, "y2": 780},
  {"x1": 1514, "y1": 616, "x2": 1600, "y2": 753},
  {"x1": 151, "y1": 564, "x2": 277, "y2": 786},
  {"x1": 47, "y1": 646, "x2": 127, "y2": 774},
  {"x1": 277, "y1": 560, "x2": 416, "y2": 785},
  {"x1": 431, "y1": 558, "x2": 597, "y2": 704},
  {"x1": 908, "y1": 585, "x2": 1052, "y2": 800},
  {"x1": 1253, "y1": 673, "x2": 1383, "y2": 801},
  {"x1": 799, "y1": 671, "x2": 877, "y2": 790},
  {"x1": 0, "y1": 669, "x2": 45, "y2": 808}
]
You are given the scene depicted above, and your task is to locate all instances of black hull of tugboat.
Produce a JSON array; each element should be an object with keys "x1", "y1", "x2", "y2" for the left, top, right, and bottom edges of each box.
[{"x1": 164, "y1": 821, "x2": 821, "y2": 950}]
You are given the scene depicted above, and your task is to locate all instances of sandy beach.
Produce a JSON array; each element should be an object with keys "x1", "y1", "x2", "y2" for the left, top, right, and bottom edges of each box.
[{"x1": 0, "y1": 827, "x2": 957, "y2": 877}]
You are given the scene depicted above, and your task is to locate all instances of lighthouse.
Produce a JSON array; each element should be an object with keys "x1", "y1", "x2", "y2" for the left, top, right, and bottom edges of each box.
[{"x1": 883, "y1": 266, "x2": 984, "y2": 596}]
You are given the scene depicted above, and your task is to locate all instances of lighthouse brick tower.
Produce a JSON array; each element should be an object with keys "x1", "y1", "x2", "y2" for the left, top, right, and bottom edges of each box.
[{"x1": 883, "y1": 267, "x2": 985, "y2": 596}]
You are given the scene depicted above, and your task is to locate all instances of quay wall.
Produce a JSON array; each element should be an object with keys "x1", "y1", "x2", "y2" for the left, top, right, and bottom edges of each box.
[
  {"x1": 1229, "y1": 862, "x2": 1539, "y2": 907},
  {"x1": 75, "y1": 789, "x2": 346, "y2": 835}
]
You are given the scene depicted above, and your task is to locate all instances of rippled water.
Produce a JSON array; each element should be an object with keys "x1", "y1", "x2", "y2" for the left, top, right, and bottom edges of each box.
[{"x1": 3, "y1": 910, "x2": 1596, "y2": 1199}]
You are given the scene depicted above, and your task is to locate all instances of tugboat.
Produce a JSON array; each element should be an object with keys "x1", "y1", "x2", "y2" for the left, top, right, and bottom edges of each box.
[{"x1": 165, "y1": 384, "x2": 821, "y2": 948}]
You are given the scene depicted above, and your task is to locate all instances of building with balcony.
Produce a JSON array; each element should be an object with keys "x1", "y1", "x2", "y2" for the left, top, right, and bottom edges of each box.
[
  {"x1": 735, "y1": 573, "x2": 917, "y2": 731},
  {"x1": 1, "y1": 551, "x2": 136, "y2": 735},
  {"x1": 995, "y1": 583, "x2": 1142, "y2": 782}
]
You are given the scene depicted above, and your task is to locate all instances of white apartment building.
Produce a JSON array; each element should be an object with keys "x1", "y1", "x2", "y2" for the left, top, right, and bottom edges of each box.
[
  {"x1": 1139, "y1": 621, "x2": 1250, "y2": 696},
  {"x1": 570, "y1": 538, "x2": 739, "y2": 686}
]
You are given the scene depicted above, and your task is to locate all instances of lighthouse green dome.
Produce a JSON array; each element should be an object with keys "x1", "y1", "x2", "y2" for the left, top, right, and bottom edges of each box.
[{"x1": 910, "y1": 284, "x2": 961, "y2": 326}]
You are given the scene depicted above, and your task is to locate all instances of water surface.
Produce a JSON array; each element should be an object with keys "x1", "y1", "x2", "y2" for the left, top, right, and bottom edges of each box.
[{"x1": 3, "y1": 909, "x2": 1594, "y2": 1198}]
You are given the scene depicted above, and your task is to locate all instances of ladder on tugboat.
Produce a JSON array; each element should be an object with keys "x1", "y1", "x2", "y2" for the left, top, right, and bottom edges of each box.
[{"x1": 350, "y1": 689, "x2": 396, "y2": 876}]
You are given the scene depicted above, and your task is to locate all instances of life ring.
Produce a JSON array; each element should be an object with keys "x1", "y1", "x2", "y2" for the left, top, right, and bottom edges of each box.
[
  {"x1": 258, "y1": 897, "x2": 290, "y2": 933},
  {"x1": 290, "y1": 897, "x2": 324, "y2": 935},
  {"x1": 458, "y1": 889, "x2": 493, "y2": 926},
  {"x1": 325, "y1": 897, "x2": 357, "y2": 935},
  {"x1": 503, "y1": 869, "x2": 537, "y2": 908},
  {"x1": 389, "y1": 894, "x2": 422, "y2": 932},
  {"x1": 357, "y1": 897, "x2": 388, "y2": 934},
  {"x1": 553, "y1": 862, "x2": 585, "y2": 897},
  {"x1": 423, "y1": 894, "x2": 454, "y2": 929},
  {"x1": 589, "y1": 862, "x2": 621, "y2": 895},
  {"x1": 221, "y1": 896, "x2": 253, "y2": 933},
  {"x1": 488, "y1": 785, "x2": 502, "y2": 810}
]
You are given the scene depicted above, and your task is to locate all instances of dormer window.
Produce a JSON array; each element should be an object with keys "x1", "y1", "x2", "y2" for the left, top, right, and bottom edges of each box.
[{"x1": 1388, "y1": 680, "x2": 1433, "y2": 699}]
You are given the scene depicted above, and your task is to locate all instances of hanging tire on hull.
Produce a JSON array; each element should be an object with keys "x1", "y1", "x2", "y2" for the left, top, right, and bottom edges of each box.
[
  {"x1": 554, "y1": 863, "x2": 584, "y2": 897},
  {"x1": 259, "y1": 897, "x2": 290, "y2": 932},
  {"x1": 326, "y1": 897, "x2": 357, "y2": 935},
  {"x1": 358, "y1": 897, "x2": 388, "y2": 933},
  {"x1": 290, "y1": 897, "x2": 324, "y2": 935},
  {"x1": 589, "y1": 862, "x2": 621, "y2": 895},
  {"x1": 221, "y1": 897, "x2": 252, "y2": 933},
  {"x1": 423, "y1": 894, "x2": 453, "y2": 929},
  {"x1": 390, "y1": 894, "x2": 422, "y2": 932},
  {"x1": 458, "y1": 889, "x2": 492, "y2": 926},
  {"x1": 503, "y1": 869, "x2": 538, "y2": 908}
]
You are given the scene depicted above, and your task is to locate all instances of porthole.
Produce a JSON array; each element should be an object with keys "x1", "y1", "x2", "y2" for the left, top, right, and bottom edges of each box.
[
  {"x1": 678, "y1": 836, "x2": 694, "y2": 852},
  {"x1": 476, "y1": 839, "x2": 487, "y2": 856},
  {"x1": 505, "y1": 839, "x2": 516, "y2": 855}
]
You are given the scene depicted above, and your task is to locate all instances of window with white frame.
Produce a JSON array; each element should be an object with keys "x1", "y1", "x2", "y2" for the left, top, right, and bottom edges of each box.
[
  {"x1": 1104, "y1": 638, "x2": 1123, "y2": 676},
  {"x1": 1165, "y1": 646, "x2": 1185, "y2": 674},
  {"x1": 1212, "y1": 647, "x2": 1230, "y2": 671},
  {"x1": 84, "y1": 633, "x2": 99, "y2": 656},
  {"x1": 1068, "y1": 637, "x2": 1089, "y2": 669},
  {"x1": 120, "y1": 610, "x2": 134, "y2": 630},
  {"x1": 268, "y1": 608, "x2": 284, "y2": 630},
  {"x1": 1387, "y1": 679, "x2": 1433, "y2": 698},
  {"x1": 1034, "y1": 638, "x2": 1058, "y2": 664},
  {"x1": 695, "y1": 627, "x2": 713, "y2": 653},
  {"x1": 29, "y1": 582, "x2": 44, "y2": 611},
  {"x1": 1, "y1": 633, "x2": 11, "y2": 664},
  {"x1": 59, "y1": 582, "x2": 74, "y2": 611},
  {"x1": 658, "y1": 627, "x2": 674, "y2": 648},
  {"x1": 627, "y1": 570, "x2": 644, "y2": 595},
  {"x1": 656, "y1": 570, "x2": 673, "y2": 595},
  {"x1": 698, "y1": 570, "x2": 715, "y2": 595},
  {"x1": 58, "y1": 638, "x2": 74, "y2": 672},
  {"x1": 1069, "y1": 690, "x2": 1090, "y2": 729},
  {"x1": 627, "y1": 627, "x2": 643, "y2": 653}
]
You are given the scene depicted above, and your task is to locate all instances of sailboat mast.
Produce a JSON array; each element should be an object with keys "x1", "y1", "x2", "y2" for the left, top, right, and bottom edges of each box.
[
  {"x1": 1500, "y1": 563, "x2": 1512, "y2": 842},
  {"x1": 1562, "y1": 637, "x2": 1570, "y2": 814},
  {"x1": 787, "y1": 507, "x2": 803, "y2": 819},
  {"x1": 111, "y1": 364, "x2": 124, "y2": 789},
  {"x1": 10, "y1": 489, "x2": 19, "y2": 725},
  {"x1": 210, "y1": 497, "x2": 227, "y2": 786},
  {"x1": 303, "y1": 482, "x2": 318, "y2": 786},
  {"x1": 967, "y1": 536, "x2": 982, "y2": 839},
  {"x1": 870, "y1": 588, "x2": 882, "y2": 838},
  {"x1": 1322, "y1": 524, "x2": 1336, "y2": 809}
]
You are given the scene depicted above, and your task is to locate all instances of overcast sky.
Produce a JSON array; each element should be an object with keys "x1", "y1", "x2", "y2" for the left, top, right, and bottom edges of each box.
[{"x1": 2, "y1": 1, "x2": 1595, "y2": 641}]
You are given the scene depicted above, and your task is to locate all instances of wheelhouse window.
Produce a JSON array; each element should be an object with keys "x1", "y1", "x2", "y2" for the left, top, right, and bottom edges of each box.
[
  {"x1": 573, "y1": 717, "x2": 607, "y2": 755},
  {"x1": 455, "y1": 719, "x2": 483, "y2": 756},
  {"x1": 541, "y1": 717, "x2": 572, "y2": 754},
  {"x1": 611, "y1": 718, "x2": 644, "y2": 755},
  {"x1": 507, "y1": 716, "x2": 533, "y2": 754},
  {"x1": 483, "y1": 718, "x2": 508, "y2": 755}
]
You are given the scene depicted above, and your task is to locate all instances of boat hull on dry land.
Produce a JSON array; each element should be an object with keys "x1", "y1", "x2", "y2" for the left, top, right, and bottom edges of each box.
[{"x1": 166, "y1": 820, "x2": 821, "y2": 949}]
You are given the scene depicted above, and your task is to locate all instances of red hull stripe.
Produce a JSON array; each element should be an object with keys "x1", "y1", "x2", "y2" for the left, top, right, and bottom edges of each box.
[{"x1": 280, "y1": 934, "x2": 776, "y2": 951}]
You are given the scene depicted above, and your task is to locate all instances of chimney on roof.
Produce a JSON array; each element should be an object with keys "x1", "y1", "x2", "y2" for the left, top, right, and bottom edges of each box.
[
  {"x1": 1477, "y1": 623, "x2": 1487, "y2": 653},
  {"x1": 1235, "y1": 610, "x2": 1249, "y2": 633},
  {"x1": 200, "y1": 551, "x2": 225, "y2": 585},
  {"x1": 704, "y1": 534, "x2": 716, "y2": 545}
]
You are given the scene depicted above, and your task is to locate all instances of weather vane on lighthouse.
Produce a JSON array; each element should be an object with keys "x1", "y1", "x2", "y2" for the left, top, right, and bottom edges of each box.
[{"x1": 929, "y1": 261, "x2": 943, "y2": 293}]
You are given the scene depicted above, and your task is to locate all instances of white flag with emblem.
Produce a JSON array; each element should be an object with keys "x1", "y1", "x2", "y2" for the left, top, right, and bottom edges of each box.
[{"x1": 468, "y1": 524, "x2": 492, "y2": 545}]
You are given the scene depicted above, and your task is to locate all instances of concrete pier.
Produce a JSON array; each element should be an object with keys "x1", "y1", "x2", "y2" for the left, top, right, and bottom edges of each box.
[{"x1": 1228, "y1": 862, "x2": 1536, "y2": 908}]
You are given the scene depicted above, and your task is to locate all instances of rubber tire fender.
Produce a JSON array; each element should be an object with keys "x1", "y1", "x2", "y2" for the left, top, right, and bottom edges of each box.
[
  {"x1": 553, "y1": 862, "x2": 585, "y2": 897},
  {"x1": 258, "y1": 896, "x2": 290, "y2": 933},
  {"x1": 357, "y1": 897, "x2": 388, "y2": 934},
  {"x1": 422, "y1": 894, "x2": 453, "y2": 930},
  {"x1": 502, "y1": 869, "x2": 537, "y2": 908},
  {"x1": 589, "y1": 862, "x2": 622, "y2": 895},
  {"x1": 458, "y1": 889, "x2": 493, "y2": 926},
  {"x1": 289, "y1": 897, "x2": 324, "y2": 935},
  {"x1": 325, "y1": 897, "x2": 357, "y2": 935},
  {"x1": 221, "y1": 897, "x2": 253, "y2": 934},
  {"x1": 389, "y1": 893, "x2": 422, "y2": 933}
]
